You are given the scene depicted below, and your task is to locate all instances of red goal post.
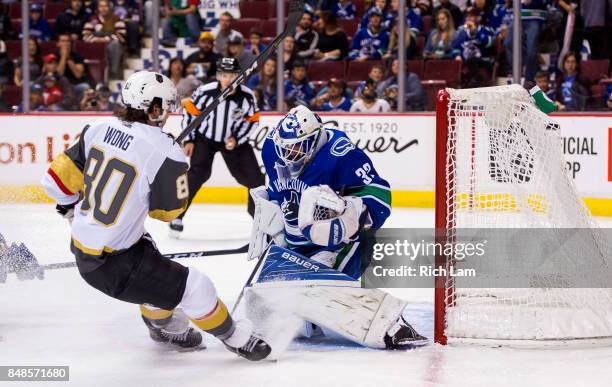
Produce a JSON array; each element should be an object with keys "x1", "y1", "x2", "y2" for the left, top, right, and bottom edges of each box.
[{"x1": 433, "y1": 85, "x2": 612, "y2": 346}]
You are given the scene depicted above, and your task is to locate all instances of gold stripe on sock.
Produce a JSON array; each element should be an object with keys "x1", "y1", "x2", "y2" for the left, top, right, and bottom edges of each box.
[
  {"x1": 191, "y1": 300, "x2": 230, "y2": 332},
  {"x1": 140, "y1": 305, "x2": 173, "y2": 320}
]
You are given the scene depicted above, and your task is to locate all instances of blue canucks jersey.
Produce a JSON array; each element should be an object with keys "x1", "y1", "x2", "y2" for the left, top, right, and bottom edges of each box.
[
  {"x1": 262, "y1": 128, "x2": 391, "y2": 277},
  {"x1": 349, "y1": 28, "x2": 390, "y2": 60}
]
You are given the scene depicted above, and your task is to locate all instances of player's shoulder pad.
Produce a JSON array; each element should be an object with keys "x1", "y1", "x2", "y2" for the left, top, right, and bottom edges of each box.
[{"x1": 325, "y1": 128, "x2": 358, "y2": 158}]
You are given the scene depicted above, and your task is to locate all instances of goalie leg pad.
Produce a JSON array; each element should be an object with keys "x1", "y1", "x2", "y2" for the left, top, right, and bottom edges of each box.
[{"x1": 247, "y1": 283, "x2": 406, "y2": 348}]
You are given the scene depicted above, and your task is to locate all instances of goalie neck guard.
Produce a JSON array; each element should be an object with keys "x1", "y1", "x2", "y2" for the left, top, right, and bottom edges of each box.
[{"x1": 272, "y1": 105, "x2": 327, "y2": 178}]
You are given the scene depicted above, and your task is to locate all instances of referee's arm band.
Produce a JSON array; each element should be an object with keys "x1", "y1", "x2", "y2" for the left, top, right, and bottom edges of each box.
[
  {"x1": 182, "y1": 98, "x2": 201, "y2": 116},
  {"x1": 246, "y1": 112, "x2": 260, "y2": 122}
]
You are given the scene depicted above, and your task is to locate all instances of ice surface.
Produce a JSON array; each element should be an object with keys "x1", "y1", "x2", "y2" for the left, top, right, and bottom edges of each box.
[{"x1": 1, "y1": 204, "x2": 611, "y2": 387}]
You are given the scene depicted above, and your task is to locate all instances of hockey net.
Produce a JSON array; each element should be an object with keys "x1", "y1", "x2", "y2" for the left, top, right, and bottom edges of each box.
[{"x1": 434, "y1": 85, "x2": 612, "y2": 345}]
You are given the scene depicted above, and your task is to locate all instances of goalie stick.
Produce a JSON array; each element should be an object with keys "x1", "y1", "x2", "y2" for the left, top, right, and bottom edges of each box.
[
  {"x1": 231, "y1": 239, "x2": 274, "y2": 314},
  {"x1": 28, "y1": 243, "x2": 249, "y2": 272},
  {"x1": 175, "y1": 0, "x2": 305, "y2": 144}
]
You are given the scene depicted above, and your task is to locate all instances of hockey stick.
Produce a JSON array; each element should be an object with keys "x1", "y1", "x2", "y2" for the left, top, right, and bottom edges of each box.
[
  {"x1": 231, "y1": 239, "x2": 274, "y2": 314},
  {"x1": 175, "y1": 0, "x2": 304, "y2": 144},
  {"x1": 36, "y1": 243, "x2": 248, "y2": 271}
]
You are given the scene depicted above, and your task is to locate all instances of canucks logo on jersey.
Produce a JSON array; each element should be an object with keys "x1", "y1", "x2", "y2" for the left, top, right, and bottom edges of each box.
[{"x1": 262, "y1": 126, "x2": 392, "y2": 277}]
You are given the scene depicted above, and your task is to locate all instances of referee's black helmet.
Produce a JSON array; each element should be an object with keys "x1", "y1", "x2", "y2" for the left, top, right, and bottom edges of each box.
[{"x1": 217, "y1": 57, "x2": 241, "y2": 73}]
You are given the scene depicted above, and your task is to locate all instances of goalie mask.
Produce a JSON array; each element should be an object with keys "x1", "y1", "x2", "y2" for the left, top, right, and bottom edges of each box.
[{"x1": 273, "y1": 105, "x2": 327, "y2": 178}]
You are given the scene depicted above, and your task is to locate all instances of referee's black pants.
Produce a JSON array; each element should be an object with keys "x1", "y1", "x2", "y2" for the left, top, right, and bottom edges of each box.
[{"x1": 179, "y1": 137, "x2": 265, "y2": 219}]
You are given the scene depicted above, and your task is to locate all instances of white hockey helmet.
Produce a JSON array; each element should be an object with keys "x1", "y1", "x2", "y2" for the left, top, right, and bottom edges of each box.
[
  {"x1": 273, "y1": 104, "x2": 327, "y2": 177},
  {"x1": 121, "y1": 71, "x2": 178, "y2": 114}
]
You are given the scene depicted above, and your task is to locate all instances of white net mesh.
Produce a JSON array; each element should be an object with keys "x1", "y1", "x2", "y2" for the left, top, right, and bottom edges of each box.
[{"x1": 442, "y1": 85, "x2": 612, "y2": 342}]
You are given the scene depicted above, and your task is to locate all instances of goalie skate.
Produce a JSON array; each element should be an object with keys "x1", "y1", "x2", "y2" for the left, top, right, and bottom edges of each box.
[{"x1": 384, "y1": 316, "x2": 428, "y2": 350}]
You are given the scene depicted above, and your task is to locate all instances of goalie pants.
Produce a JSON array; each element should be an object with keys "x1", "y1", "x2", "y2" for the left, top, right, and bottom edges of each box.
[
  {"x1": 76, "y1": 237, "x2": 188, "y2": 310},
  {"x1": 179, "y1": 138, "x2": 265, "y2": 219}
]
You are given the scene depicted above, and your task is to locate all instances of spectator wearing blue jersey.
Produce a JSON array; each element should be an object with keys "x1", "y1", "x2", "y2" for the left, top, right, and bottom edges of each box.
[
  {"x1": 472, "y1": 0, "x2": 496, "y2": 27},
  {"x1": 424, "y1": 8, "x2": 456, "y2": 59},
  {"x1": 245, "y1": 28, "x2": 267, "y2": 57},
  {"x1": 349, "y1": 7, "x2": 390, "y2": 61},
  {"x1": 28, "y1": 3, "x2": 54, "y2": 41},
  {"x1": 452, "y1": 8, "x2": 495, "y2": 88},
  {"x1": 16, "y1": 83, "x2": 48, "y2": 112},
  {"x1": 333, "y1": 0, "x2": 357, "y2": 19},
  {"x1": 554, "y1": 52, "x2": 589, "y2": 111},
  {"x1": 452, "y1": 8, "x2": 495, "y2": 61},
  {"x1": 504, "y1": 0, "x2": 549, "y2": 82},
  {"x1": 312, "y1": 78, "x2": 352, "y2": 112},
  {"x1": 488, "y1": 0, "x2": 513, "y2": 34},
  {"x1": 284, "y1": 61, "x2": 315, "y2": 109},
  {"x1": 360, "y1": 0, "x2": 390, "y2": 29},
  {"x1": 383, "y1": 0, "x2": 422, "y2": 36}
]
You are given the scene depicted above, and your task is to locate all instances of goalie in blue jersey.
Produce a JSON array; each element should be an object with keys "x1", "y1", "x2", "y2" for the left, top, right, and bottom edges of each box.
[{"x1": 246, "y1": 105, "x2": 427, "y2": 350}]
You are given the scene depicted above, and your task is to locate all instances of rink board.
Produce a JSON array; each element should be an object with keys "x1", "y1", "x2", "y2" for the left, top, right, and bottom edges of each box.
[{"x1": 0, "y1": 112, "x2": 610, "y2": 216}]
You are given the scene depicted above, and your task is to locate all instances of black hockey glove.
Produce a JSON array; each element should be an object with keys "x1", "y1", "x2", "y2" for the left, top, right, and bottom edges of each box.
[{"x1": 56, "y1": 202, "x2": 77, "y2": 223}]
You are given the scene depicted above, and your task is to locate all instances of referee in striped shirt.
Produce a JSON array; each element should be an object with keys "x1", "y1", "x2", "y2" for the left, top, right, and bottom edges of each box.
[{"x1": 170, "y1": 57, "x2": 265, "y2": 236}]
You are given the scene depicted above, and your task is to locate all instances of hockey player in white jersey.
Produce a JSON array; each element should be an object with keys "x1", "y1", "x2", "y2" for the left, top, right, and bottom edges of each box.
[{"x1": 42, "y1": 71, "x2": 271, "y2": 361}]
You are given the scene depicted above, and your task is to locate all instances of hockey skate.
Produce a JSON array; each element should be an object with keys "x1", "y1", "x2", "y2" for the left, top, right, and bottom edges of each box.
[
  {"x1": 168, "y1": 219, "x2": 183, "y2": 239},
  {"x1": 142, "y1": 312, "x2": 203, "y2": 350},
  {"x1": 384, "y1": 316, "x2": 428, "y2": 350},
  {"x1": 223, "y1": 320, "x2": 271, "y2": 361},
  {"x1": 224, "y1": 335, "x2": 272, "y2": 361}
]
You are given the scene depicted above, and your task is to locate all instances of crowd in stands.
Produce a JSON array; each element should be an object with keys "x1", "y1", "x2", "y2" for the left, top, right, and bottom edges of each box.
[{"x1": 1, "y1": 0, "x2": 611, "y2": 113}]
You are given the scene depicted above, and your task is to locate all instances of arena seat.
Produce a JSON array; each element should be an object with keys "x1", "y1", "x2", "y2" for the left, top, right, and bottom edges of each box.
[
  {"x1": 269, "y1": 0, "x2": 290, "y2": 18},
  {"x1": 421, "y1": 79, "x2": 447, "y2": 111},
  {"x1": 346, "y1": 60, "x2": 382, "y2": 81},
  {"x1": 424, "y1": 59, "x2": 461, "y2": 88},
  {"x1": 239, "y1": 1, "x2": 269, "y2": 20},
  {"x1": 421, "y1": 15, "x2": 432, "y2": 35},
  {"x1": 580, "y1": 59, "x2": 610, "y2": 86},
  {"x1": 2, "y1": 85, "x2": 22, "y2": 108},
  {"x1": 39, "y1": 40, "x2": 57, "y2": 56},
  {"x1": 6, "y1": 40, "x2": 20, "y2": 60},
  {"x1": 407, "y1": 59, "x2": 424, "y2": 79},
  {"x1": 261, "y1": 19, "x2": 278, "y2": 37},
  {"x1": 415, "y1": 35, "x2": 425, "y2": 58},
  {"x1": 231, "y1": 18, "x2": 261, "y2": 37},
  {"x1": 307, "y1": 61, "x2": 344, "y2": 81},
  {"x1": 45, "y1": 2, "x2": 67, "y2": 21},
  {"x1": 352, "y1": 0, "x2": 367, "y2": 18},
  {"x1": 85, "y1": 59, "x2": 106, "y2": 84},
  {"x1": 338, "y1": 19, "x2": 359, "y2": 38},
  {"x1": 74, "y1": 41, "x2": 107, "y2": 62}
]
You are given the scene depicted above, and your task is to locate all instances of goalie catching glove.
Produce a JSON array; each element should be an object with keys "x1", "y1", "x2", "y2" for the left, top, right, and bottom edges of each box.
[{"x1": 298, "y1": 185, "x2": 368, "y2": 248}]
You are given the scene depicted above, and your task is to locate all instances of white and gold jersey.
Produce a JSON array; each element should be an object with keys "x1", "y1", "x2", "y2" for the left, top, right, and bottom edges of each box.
[{"x1": 42, "y1": 117, "x2": 188, "y2": 271}]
